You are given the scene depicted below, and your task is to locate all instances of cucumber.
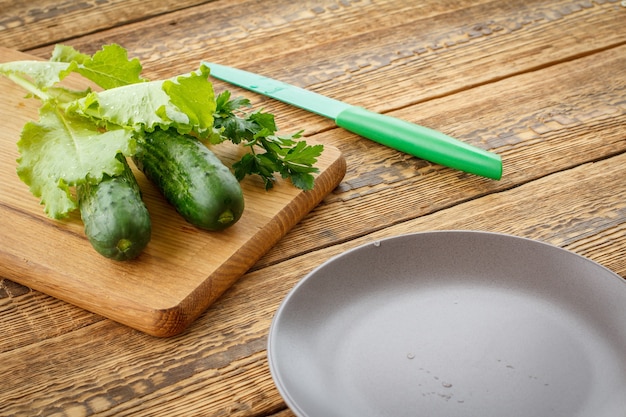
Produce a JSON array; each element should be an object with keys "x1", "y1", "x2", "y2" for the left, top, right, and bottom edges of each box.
[
  {"x1": 134, "y1": 128, "x2": 244, "y2": 231},
  {"x1": 77, "y1": 154, "x2": 152, "y2": 261}
]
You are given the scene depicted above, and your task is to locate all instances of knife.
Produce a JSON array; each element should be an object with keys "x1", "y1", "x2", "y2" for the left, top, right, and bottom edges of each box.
[{"x1": 203, "y1": 62, "x2": 502, "y2": 180}]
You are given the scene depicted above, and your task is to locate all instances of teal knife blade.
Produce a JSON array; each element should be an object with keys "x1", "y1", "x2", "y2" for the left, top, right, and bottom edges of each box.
[{"x1": 203, "y1": 62, "x2": 502, "y2": 180}]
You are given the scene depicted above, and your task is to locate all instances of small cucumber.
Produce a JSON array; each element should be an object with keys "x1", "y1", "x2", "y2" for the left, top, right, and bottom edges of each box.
[
  {"x1": 77, "y1": 154, "x2": 152, "y2": 261},
  {"x1": 134, "y1": 128, "x2": 244, "y2": 231}
]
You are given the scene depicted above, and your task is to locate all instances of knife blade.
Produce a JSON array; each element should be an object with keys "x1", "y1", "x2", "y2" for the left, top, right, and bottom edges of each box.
[{"x1": 203, "y1": 62, "x2": 502, "y2": 180}]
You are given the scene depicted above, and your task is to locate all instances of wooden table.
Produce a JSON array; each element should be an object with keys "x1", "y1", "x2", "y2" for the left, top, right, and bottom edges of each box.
[{"x1": 1, "y1": 0, "x2": 625, "y2": 415}]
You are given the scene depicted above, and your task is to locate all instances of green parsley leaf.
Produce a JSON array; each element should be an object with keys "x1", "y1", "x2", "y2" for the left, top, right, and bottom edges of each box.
[
  {"x1": 212, "y1": 93, "x2": 323, "y2": 190},
  {"x1": 215, "y1": 90, "x2": 251, "y2": 116}
]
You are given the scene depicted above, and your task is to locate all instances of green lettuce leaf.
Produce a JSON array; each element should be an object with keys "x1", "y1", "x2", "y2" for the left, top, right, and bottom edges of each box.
[
  {"x1": 50, "y1": 44, "x2": 91, "y2": 64},
  {"x1": 71, "y1": 67, "x2": 214, "y2": 136},
  {"x1": 160, "y1": 64, "x2": 215, "y2": 138},
  {"x1": 16, "y1": 102, "x2": 134, "y2": 218},
  {"x1": 69, "y1": 79, "x2": 179, "y2": 131},
  {"x1": 0, "y1": 61, "x2": 70, "y2": 90},
  {"x1": 55, "y1": 43, "x2": 146, "y2": 89}
]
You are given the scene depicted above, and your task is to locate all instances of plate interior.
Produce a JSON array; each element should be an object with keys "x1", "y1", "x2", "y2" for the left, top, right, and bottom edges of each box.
[{"x1": 268, "y1": 231, "x2": 626, "y2": 417}]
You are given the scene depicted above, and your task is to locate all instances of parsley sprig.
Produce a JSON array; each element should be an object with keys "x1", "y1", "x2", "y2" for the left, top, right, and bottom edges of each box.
[{"x1": 212, "y1": 91, "x2": 323, "y2": 190}]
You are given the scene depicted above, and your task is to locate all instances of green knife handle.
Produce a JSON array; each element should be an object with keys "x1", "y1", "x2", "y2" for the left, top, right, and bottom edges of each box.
[{"x1": 335, "y1": 106, "x2": 502, "y2": 180}]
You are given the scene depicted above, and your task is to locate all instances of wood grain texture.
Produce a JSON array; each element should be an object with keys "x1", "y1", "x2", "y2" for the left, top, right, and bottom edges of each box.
[
  {"x1": 255, "y1": 42, "x2": 626, "y2": 269},
  {"x1": 0, "y1": 48, "x2": 345, "y2": 337},
  {"x1": 2, "y1": 152, "x2": 625, "y2": 416},
  {"x1": 26, "y1": 0, "x2": 626, "y2": 111},
  {"x1": 0, "y1": 282, "x2": 102, "y2": 354},
  {"x1": 1, "y1": 0, "x2": 626, "y2": 415},
  {"x1": 22, "y1": 0, "x2": 625, "y2": 270},
  {"x1": 0, "y1": 0, "x2": 218, "y2": 51}
]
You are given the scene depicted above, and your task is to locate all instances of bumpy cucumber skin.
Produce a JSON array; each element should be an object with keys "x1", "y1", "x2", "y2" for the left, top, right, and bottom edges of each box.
[
  {"x1": 134, "y1": 129, "x2": 244, "y2": 231},
  {"x1": 77, "y1": 154, "x2": 152, "y2": 261}
]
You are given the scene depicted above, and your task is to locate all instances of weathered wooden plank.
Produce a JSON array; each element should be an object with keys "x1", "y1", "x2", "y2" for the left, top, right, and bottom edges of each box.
[
  {"x1": 21, "y1": 0, "x2": 625, "y2": 269},
  {"x1": 2, "y1": 1, "x2": 626, "y2": 416},
  {"x1": 256, "y1": 43, "x2": 626, "y2": 268},
  {"x1": 0, "y1": 0, "x2": 217, "y2": 51},
  {"x1": 2, "y1": 151, "x2": 625, "y2": 416},
  {"x1": 0, "y1": 281, "x2": 103, "y2": 354},
  {"x1": 26, "y1": 0, "x2": 625, "y2": 114},
  {"x1": 268, "y1": 410, "x2": 295, "y2": 417}
]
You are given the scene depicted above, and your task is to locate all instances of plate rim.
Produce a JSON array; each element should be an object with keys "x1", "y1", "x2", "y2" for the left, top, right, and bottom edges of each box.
[{"x1": 267, "y1": 230, "x2": 626, "y2": 416}]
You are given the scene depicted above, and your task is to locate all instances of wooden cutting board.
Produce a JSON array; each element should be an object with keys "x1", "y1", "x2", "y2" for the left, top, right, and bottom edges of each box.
[{"x1": 0, "y1": 48, "x2": 346, "y2": 337}]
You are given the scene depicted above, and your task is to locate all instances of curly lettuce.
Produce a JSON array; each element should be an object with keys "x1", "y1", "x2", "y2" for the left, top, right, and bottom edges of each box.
[
  {"x1": 0, "y1": 44, "x2": 215, "y2": 218},
  {"x1": 0, "y1": 43, "x2": 322, "y2": 219}
]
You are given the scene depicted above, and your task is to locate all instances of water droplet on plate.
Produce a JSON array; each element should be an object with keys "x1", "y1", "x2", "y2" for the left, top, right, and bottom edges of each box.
[{"x1": 407, "y1": 353, "x2": 415, "y2": 359}]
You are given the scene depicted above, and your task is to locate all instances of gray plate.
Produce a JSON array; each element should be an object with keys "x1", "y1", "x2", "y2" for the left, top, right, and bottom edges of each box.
[{"x1": 267, "y1": 231, "x2": 626, "y2": 417}]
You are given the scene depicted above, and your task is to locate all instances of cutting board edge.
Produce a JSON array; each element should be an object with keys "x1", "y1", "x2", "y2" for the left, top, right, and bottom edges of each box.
[
  {"x1": 1, "y1": 148, "x2": 346, "y2": 337},
  {"x1": 150, "y1": 149, "x2": 347, "y2": 337},
  {"x1": 0, "y1": 46, "x2": 348, "y2": 337}
]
